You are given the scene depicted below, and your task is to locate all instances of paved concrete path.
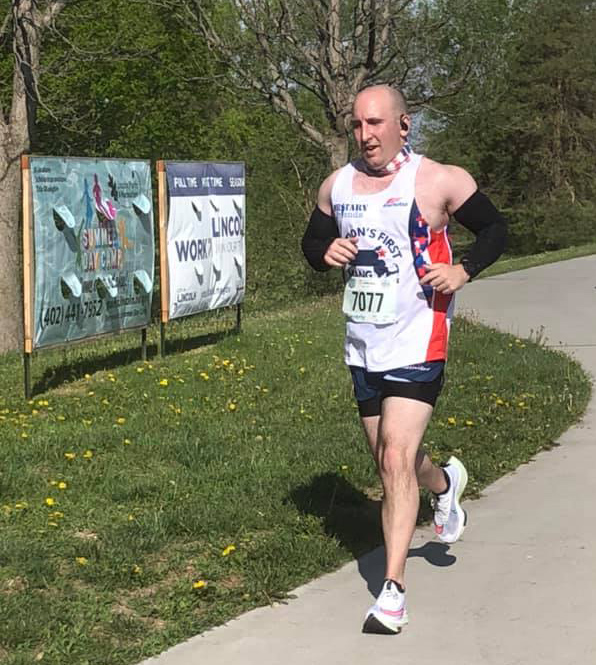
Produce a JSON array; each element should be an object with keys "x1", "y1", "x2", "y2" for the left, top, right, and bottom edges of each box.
[{"x1": 140, "y1": 256, "x2": 596, "y2": 665}]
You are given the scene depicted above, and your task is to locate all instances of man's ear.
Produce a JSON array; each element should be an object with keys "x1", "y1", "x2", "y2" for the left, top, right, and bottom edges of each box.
[{"x1": 399, "y1": 114, "x2": 410, "y2": 134}]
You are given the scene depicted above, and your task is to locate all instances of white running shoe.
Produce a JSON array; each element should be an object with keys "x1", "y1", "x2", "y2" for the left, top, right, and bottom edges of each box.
[
  {"x1": 433, "y1": 455, "x2": 468, "y2": 543},
  {"x1": 362, "y1": 579, "x2": 408, "y2": 634}
]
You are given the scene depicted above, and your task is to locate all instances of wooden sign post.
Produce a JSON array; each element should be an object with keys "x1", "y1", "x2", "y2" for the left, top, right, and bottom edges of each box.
[
  {"x1": 21, "y1": 155, "x2": 34, "y2": 399},
  {"x1": 157, "y1": 160, "x2": 169, "y2": 356}
]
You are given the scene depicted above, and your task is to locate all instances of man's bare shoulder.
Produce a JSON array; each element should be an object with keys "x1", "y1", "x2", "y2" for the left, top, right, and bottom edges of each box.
[
  {"x1": 317, "y1": 168, "x2": 343, "y2": 215},
  {"x1": 419, "y1": 157, "x2": 477, "y2": 212}
]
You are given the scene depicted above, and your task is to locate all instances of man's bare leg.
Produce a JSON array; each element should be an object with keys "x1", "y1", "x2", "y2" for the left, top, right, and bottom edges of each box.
[
  {"x1": 361, "y1": 410, "x2": 448, "y2": 497},
  {"x1": 361, "y1": 398, "x2": 448, "y2": 583}
]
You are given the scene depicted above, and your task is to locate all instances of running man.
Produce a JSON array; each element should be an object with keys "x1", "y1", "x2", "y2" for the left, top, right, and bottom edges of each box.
[{"x1": 301, "y1": 84, "x2": 506, "y2": 634}]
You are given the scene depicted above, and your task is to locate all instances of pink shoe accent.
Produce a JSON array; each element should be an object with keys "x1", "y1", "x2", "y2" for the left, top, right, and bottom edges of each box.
[
  {"x1": 435, "y1": 524, "x2": 444, "y2": 534},
  {"x1": 380, "y1": 607, "x2": 404, "y2": 618}
]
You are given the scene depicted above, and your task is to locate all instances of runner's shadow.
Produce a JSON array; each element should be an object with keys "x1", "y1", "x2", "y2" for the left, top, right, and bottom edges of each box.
[
  {"x1": 358, "y1": 542, "x2": 457, "y2": 596},
  {"x1": 288, "y1": 472, "x2": 383, "y2": 559},
  {"x1": 289, "y1": 473, "x2": 457, "y2": 597}
]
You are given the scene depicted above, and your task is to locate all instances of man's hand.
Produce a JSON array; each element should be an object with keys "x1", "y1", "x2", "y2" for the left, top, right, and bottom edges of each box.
[
  {"x1": 324, "y1": 237, "x2": 358, "y2": 268},
  {"x1": 419, "y1": 263, "x2": 470, "y2": 294}
]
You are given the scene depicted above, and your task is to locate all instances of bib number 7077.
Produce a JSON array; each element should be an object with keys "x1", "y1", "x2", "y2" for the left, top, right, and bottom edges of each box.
[
  {"x1": 342, "y1": 277, "x2": 399, "y2": 324},
  {"x1": 350, "y1": 289, "x2": 384, "y2": 313}
]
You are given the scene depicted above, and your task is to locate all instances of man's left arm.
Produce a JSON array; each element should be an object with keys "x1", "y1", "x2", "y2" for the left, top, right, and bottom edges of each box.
[{"x1": 421, "y1": 166, "x2": 507, "y2": 294}]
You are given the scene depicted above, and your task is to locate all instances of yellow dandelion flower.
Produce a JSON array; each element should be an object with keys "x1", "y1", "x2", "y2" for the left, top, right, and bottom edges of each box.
[
  {"x1": 299, "y1": 367, "x2": 306, "y2": 374},
  {"x1": 496, "y1": 398, "x2": 504, "y2": 405},
  {"x1": 341, "y1": 464, "x2": 349, "y2": 471},
  {"x1": 82, "y1": 419, "x2": 92, "y2": 426},
  {"x1": 132, "y1": 565, "x2": 142, "y2": 575},
  {"x1": 221, "y1": 544, "x2": 236, "y2": 557},
  {"x1": 87, "y1": 391, "x2": 95, "y2": 396},
  {"x1": 50, "y1": 480, "x2": 58, "y2": 486},
  {"x1": 159, "y1": 379, "x2": 169, "y2": 386},
  {"x1": 45, "y1": 497, "x2": 55, "y2": 507},
  {"x1": 123, "y1": 438, "x2": 131, "y2": 445},
  {"x1": 116, "y1": 417, "x2": 126, "y2": 424},
  {"x1": 200, "y1": 372, "x2": 209, "y2": 380},
  {"x1": 84, "y1": 374, "x2": 91, "y2": 379},
  {"x1": 31, "y1": 409, "x2": 38, "y2": 415},
  {"x1": 64, "y1": 452, "x2": 76, "y2": 460},
  {"x1": 75, "y1": 557, "x2": 88, "y2": 566},
  {"x1": 193, "y1": 580, "x2": 206, "y2": 589},
  {"x1": 58, "y1": 482, "x2": 67, "y2": 490},
  {"x1": 102, "y1": 399, "x2": 109, "y2": 406},
  {"x1": 447, "y1": 417, "x2": 457, "y2": 425},
  {"x1": 83, "y1": 450, "x2": 93, "y2": 459},
  {"x1": 136, "y1": 367, "x2": 144, "y2": 373},
  {"x1": 228, "y1": 403, "x2": 237, "y2": 412},
  {"x1": 518, "y1": 401, "x2": 526, "y2": 407},
  {"x1": 128, "y1": 514, "x2": 135, "y2": 521},
  {"x1": 465, "y1": 420, "x2": 474, "y2": 426},
  {"x1": 21, "y1": 432, "x2": 28, "y2": 438}
]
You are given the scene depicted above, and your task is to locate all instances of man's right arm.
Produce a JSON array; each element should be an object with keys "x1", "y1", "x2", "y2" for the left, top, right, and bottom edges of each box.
[{"x1": 301, "y1": 172, "x2": 358, "y2": 271}]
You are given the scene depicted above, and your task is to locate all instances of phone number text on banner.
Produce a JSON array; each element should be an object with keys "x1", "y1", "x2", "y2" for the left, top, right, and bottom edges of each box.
[
  {"x1": 30, "y1": 157, "x2": 155, "y2": 349},
  {"x1": 166, "y1": 162, "x2": 246, "y2": 320}
]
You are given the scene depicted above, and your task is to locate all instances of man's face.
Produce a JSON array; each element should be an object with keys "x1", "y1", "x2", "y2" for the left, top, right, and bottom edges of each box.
[{"x1": 351, "y1": 89, "x2": 404, "y2": 170}]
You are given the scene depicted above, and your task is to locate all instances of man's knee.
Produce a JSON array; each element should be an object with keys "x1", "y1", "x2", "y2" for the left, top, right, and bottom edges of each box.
[{"x1": 377, "y1": 437, "x2": 417, "y2": 480}]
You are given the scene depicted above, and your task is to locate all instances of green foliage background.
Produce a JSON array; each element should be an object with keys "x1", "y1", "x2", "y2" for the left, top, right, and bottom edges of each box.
[
  {"x1": 424, "y1": 0, "x2": 596, "y2": 255},
  {"x1": 5, "y1": 0, "x2": 594, "y2": 308}
]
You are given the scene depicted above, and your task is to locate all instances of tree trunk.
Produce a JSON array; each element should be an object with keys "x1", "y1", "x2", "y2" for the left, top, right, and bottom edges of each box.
[
  {"x1": 0, "y1": 155, "x2": 24, "y2": 352},
  {"x1": 327, "y1": 134, "x2": 350, "y2": 171},
  {"x1": 0, "y1": 0, "x2": 66, "y2": 352}
]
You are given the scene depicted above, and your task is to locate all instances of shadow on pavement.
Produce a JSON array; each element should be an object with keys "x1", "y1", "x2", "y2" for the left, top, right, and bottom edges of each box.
[
  {"x1": 289, "y1": 473, "x2": 457, "y2": 593},
  {"x1": 358, "y1": 542, "x2": 457, "y2": 596}
]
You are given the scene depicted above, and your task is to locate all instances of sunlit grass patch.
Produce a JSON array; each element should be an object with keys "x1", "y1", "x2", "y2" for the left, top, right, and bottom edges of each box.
[{"x1": 0, "y1": 296, "x2": 590, "y2": 664}]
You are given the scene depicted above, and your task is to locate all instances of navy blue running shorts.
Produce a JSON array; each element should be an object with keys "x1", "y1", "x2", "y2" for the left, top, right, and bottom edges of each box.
[{"x1": 349, "y1": 365, "x2": 445, "y2": 417}]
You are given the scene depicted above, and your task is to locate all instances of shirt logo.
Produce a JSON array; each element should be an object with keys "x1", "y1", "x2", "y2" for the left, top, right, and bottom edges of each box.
[
  {"x1": 383, "y1": 197, "x2": 408, "y2": 208},
  {"x1": 333, "y1": 202, "x2": 368, "y2": 219}
]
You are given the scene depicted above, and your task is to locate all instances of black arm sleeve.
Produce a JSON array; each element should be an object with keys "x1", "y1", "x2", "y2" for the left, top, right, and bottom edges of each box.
[
  {"x1": 301, "y1": 205, "x2": 340, "y2": 272},
  {"x1": 453, "y1": 190, "x2": 507, "y2": 279}
]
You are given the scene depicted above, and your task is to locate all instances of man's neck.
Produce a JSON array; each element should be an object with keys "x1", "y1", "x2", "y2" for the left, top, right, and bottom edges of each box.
[{"x1": 362, "y1": 142, "x2": 412, "y2": 177}]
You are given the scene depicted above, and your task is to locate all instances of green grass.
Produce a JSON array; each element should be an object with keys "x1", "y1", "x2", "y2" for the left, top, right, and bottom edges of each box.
[
  {"x1": 480, "y1": 243, "x2": 596, "y2": 278},
  {"x1": 0, "y1": 297, "x2": 591, "y2": 664}
]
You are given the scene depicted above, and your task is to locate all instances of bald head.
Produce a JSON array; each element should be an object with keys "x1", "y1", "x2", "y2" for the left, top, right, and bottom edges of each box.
[{"x1": 353, "y1": 85, "x2": 408, "y2": 121}]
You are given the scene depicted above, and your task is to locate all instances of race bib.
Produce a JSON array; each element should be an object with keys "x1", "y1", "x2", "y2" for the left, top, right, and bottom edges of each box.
[{"x1": 342, "y1": 276, "x2": 399, "y2": 324}]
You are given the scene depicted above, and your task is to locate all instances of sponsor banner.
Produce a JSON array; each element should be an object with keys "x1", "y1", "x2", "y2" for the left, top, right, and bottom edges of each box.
[
  {"x1": 30, "y1": 157, "x2": 154, "y2": 349},
  {"x1": 166, "y1": 162, "x2": 245, "y2": 320}
]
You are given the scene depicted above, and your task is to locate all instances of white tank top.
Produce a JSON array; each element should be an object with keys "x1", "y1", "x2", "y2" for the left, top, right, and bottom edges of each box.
[{"x1": 331, "y1": 152, "x2": 454, "y2": 371}]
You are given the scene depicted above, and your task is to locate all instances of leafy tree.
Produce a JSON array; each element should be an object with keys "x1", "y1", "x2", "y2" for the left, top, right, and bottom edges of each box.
[
  {"x1": 161, "y1": 0, "x2": 493, "y2": 170},
  {"x1": 426, "y1": 0, "x2": 596, "y2": 254},
  {"x1": 33, "y1": 0, "x2": 333, "y2": 310}
]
